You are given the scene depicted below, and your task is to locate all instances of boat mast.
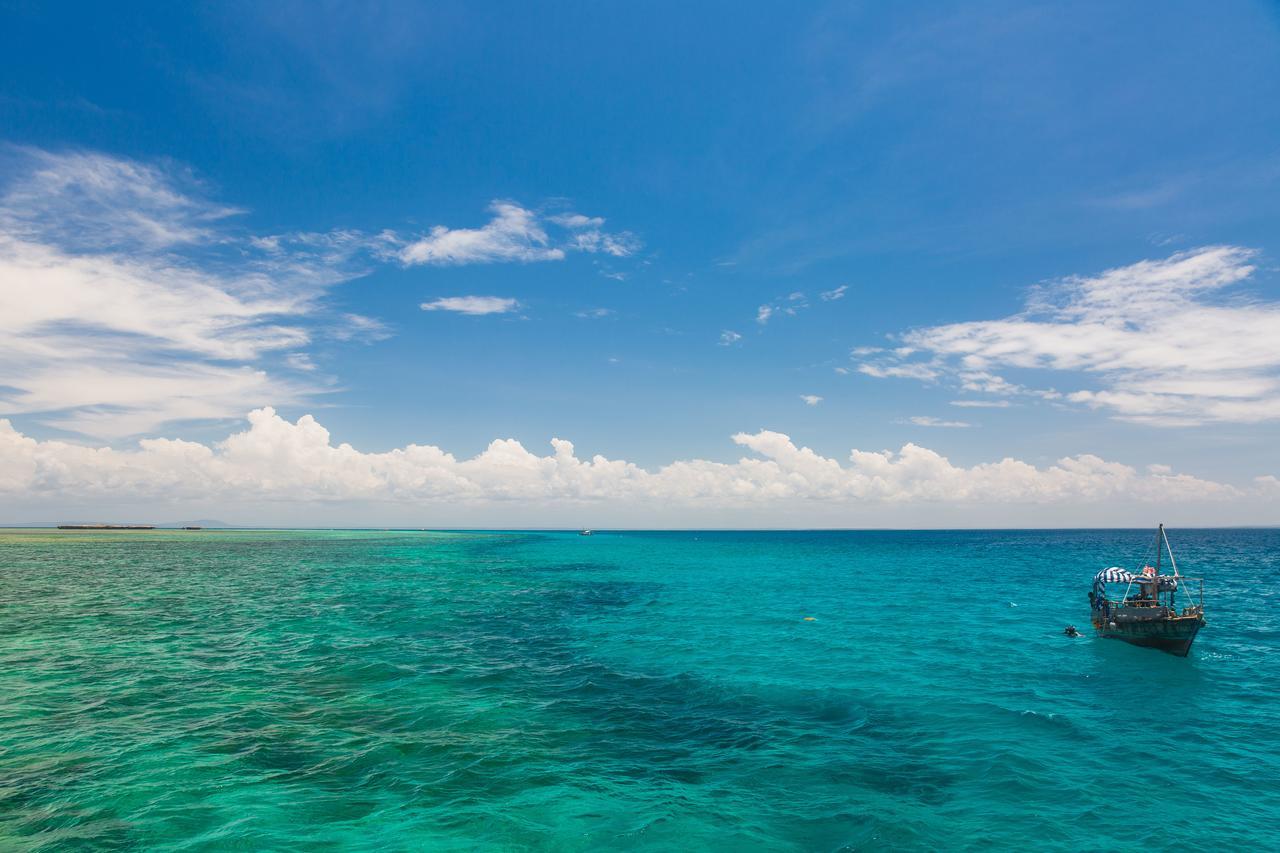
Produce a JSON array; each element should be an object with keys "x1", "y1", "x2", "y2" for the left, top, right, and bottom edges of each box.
[
  {"x1": 1160, "y1": 524, "x2": 1182, "y2": 609},
  {"x1": 1154, "y1": 524, "x2": 1163, "y2": 605},
  {"x1": 1154, "y1": 523, "x2": 1162, "y2": 575}
]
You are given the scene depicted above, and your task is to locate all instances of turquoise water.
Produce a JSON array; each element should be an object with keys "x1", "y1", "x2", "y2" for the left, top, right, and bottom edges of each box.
[{"x1": 1, "y1": 528, "x2": 1277, "y2": 850}]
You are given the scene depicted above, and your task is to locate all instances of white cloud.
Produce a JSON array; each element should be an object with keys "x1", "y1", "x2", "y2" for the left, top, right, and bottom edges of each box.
[
  {"x1": 575, "y1": 308, "x2": 614, "y2": 319},
  {"x1": 857, "y1": 247, "x2": 1280, "y2": 425},
  {"x1": 0, "y1": 150, "x2": 342, "y2": 439},
  {"x1": 719, "y1": 330, "x2": 743, "y2": 346},
  {"x1": 557, "y1": 212, "x2": 640, "y2": 258},
  {"x1": 0, "y1": 149, "x2": 639, "y2": 439},
  {"x1": 908, "y1": 416, "x2": 971, "y2": 428},
  {"x1": 821, "y1": 285, "x2": 849, "y2": 301},
  {"x1": 800, "y1": 395, "x2": 823, "y2": 406},
  {"x1": 754, "y1": 292, "x2": 812, "y2": 328},
  {"x1": 0, "y1": 147, "x2": 241, "y2": 251},
  {"x1": 0, "y1": 408, "x2": 1249, "y2": 510},
  {"x1": 420, "y1": 296, "x2": 520, "y2": 316},
  {"x1": 330, "y1": 313, "x2": 391, "y2": 343},
  {"x1": 950, "y1": 400, "x2": 1011, "y2": 408},
  {"x1": 398, "y1": 202, "x2": 639, "y2": 266},
  {"x1": 858, "y1": 363, "x2": 939, "y2": 381},
  {"x1": 398, "y1": 201, "x2": 563, "y2": 265},
  {"x1": 285, "y1": 353, "x2": 318, "y2": 372},
  {"x1": 549, "y1": 213, "x2": 604, "y2": 229}
]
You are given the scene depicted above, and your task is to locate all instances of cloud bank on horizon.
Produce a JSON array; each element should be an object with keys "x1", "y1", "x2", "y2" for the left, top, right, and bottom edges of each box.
[{"x1": 1, "y1": 407, "x2": 1270, "y2": 514}]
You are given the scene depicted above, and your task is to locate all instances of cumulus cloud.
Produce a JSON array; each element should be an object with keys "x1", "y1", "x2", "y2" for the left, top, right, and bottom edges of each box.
[
  {"x1": 0, "y1": 408, "x2": 1249, "y2": 509},
  {"x1": 856, "y1": 247, "x2": 1280, "y2": 425},
  {"x1": 420, "y1": 296, "x2": 520, "y2": 315}
]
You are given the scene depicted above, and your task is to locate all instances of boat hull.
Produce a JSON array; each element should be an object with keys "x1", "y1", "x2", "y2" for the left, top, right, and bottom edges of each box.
[{"x1": 1093, "y1": 613, "x2": 1204, "y2": 656}]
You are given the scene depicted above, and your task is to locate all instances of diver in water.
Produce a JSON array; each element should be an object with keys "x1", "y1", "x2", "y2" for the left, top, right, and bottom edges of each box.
[{"x1": 1064, "y1": 625, "x2": 1081, "y2": 637}]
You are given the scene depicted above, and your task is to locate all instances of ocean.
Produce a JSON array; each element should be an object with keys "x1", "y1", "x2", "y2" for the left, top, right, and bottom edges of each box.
[{"x1": 1, "y1": 528, "x2": 1277, "y2": 850}]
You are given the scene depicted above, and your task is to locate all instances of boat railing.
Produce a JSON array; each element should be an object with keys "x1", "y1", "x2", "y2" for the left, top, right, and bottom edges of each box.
[{"x1": 1104, "y1": 575, "x2": 1204, "y2": 609}]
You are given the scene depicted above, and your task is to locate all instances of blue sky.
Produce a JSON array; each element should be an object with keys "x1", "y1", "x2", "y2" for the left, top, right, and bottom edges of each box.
[{"x1": 2, "y1": 1, "x2": 1279, "y2": 525}]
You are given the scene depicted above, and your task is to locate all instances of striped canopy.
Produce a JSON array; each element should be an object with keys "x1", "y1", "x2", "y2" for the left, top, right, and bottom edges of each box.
[
  {"x1": 1093, "y1": 566, "x2": 1177, "y2": 595},
  {"x1": 1094, "y1": 567, "x2": 1136, "y2": 586}
]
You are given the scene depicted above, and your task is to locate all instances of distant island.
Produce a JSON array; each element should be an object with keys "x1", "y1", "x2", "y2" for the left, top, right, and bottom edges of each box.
[{"x1": 15, "y1": 519, "x2": 234, "y2": 529}]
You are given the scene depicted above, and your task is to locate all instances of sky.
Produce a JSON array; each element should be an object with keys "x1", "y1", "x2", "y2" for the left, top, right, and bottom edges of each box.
[{"x1": 2, "y1": 0, "x2": 1280, "y2": 527}]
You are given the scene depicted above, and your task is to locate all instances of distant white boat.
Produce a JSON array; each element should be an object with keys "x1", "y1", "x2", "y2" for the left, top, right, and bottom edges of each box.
[{"x1": 579, "y1": 529, "x2": 593, "y2": 536}]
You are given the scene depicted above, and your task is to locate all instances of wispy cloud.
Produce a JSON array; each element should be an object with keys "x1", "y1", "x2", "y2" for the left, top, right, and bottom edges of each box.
[
  {"x1": 575, "y1": 307, "x2": 615, "y2": 319},
  {"x1": 859, "y1": 363, "x2": 938, "y2": 381},
  {"x1": 397, "y1": 202, "x2": 639, "y2": 266},
  {"x1": 0, "y1": 148, "x2": 641, "y2": 439},
  {"x1": 399, "y1": 201, "x2": 563, "y2": 265},
  {"x1": 907, "y1": 416, "x2": 971, "y2": 428},
  {"x1": 950, "y1": 400, "x2": 1010, "y2": 408},
  {"x1": 755, "y1": 291, "x2": 810, "y2": 326},
  {"x1": 552, "y1": 212, "x2": 641, "y2": 257},
  {"x1": 285, "y1": 353, "x2": 318, "y2": 372},
  {"x1": 856, "y1": 247, "x2": 1280, "y2": 425},
  {"x1": 0, "y1": 147, "x2": 242, "y2": 251},
  {"x1": 800, "y1": 394, "x2": 823, "y2": 406},
  {"x1": 821, "y1": 285, "x2": 848, "y2": 301},
  {"x1": 420, "y1": 296, "x2": 520, "y2": 316},
  {"x1": 719, "y1": 330, "x2": 743, "y2": 346},
  {"x1": 0, "y1": 149, "x2": 339, "y2": 439}
]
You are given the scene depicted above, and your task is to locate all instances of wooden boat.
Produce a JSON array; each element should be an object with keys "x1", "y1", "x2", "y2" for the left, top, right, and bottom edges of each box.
[{"x1": 1089, "y1": 524, "x2": 1204, "y2": 656}]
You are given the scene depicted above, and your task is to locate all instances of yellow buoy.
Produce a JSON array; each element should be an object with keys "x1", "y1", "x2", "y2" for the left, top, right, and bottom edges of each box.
[{"x1": 803, "y1": 616, "x2": 816, "y2": 621}]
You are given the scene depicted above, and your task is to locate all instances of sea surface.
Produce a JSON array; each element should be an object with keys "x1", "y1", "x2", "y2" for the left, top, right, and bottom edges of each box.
[{"x1": 1, "y1": 528, "x2": 1277, "y2": 851}]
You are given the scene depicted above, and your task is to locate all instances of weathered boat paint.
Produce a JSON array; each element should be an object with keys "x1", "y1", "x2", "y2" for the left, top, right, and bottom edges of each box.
[{"x1": 1089, "y1": 524, "x2": 1205, "y2": 657}]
